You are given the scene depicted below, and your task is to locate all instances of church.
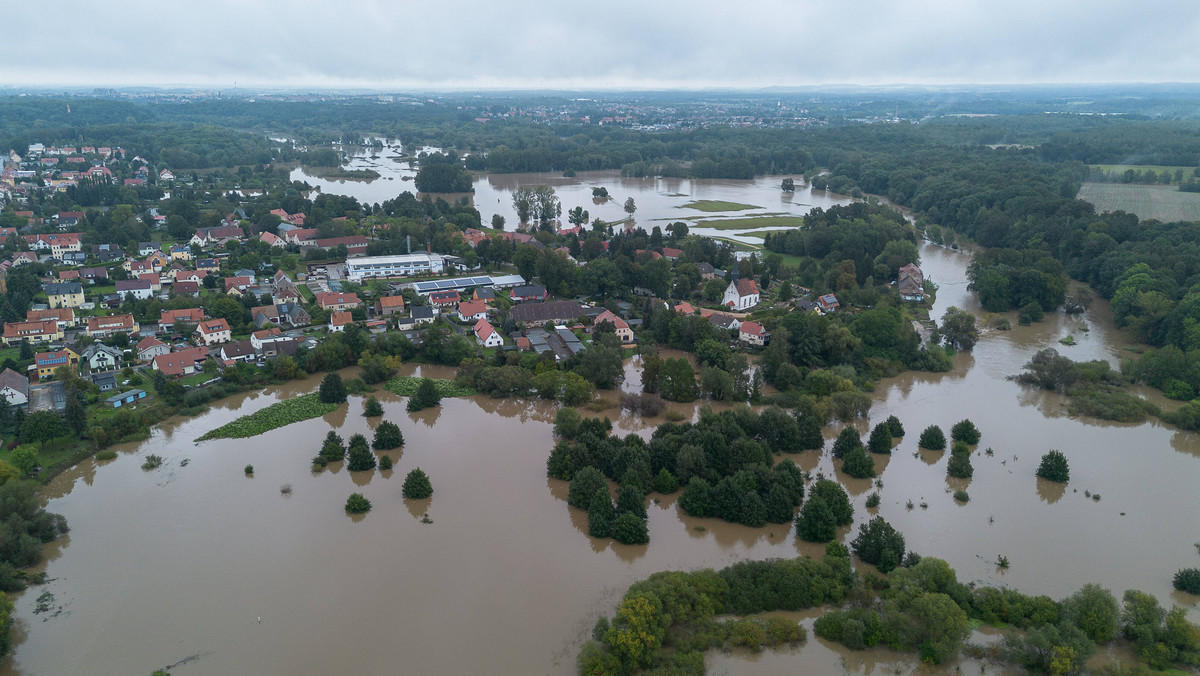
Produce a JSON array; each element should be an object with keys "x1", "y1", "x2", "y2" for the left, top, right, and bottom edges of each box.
[{"x1": 722, "y1": 262, "x2": 760, "y2": 311}]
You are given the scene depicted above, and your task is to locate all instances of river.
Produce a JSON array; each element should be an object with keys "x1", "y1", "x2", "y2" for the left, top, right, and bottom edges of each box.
[
  {"x1": 289, "y1": 140, "x2": 853, "y2": 244},
  {"x1": 3, "y1": 194, "x2": 1199, "y2": 673}
]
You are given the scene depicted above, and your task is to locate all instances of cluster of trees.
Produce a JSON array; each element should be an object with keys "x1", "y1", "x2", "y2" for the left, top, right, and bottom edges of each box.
[
  {"x1": 413, "y1": 152, "x2": 473, "y2": 193},
  {"x1": 549, "y1": 407, "x2": 811, "y2": 534},
  {"x1": 454, "y1": 353, "x2": 596, "y2": 405},
  {"x1": 577, "y1": 544, "x2": 853, "y2": 674}
]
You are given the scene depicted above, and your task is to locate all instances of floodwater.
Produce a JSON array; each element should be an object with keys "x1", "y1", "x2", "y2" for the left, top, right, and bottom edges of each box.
[
  {"x1": 290, "y1": 140, "x2": 853, "y2": 243},
  {"x1": 4, "y1": 253, "x2": 1199, "y2": 673}
]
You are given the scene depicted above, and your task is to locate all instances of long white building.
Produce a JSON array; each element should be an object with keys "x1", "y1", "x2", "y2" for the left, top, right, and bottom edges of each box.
[{"x1": 345, "y1": 253, "x2": 447, "y2": 281}]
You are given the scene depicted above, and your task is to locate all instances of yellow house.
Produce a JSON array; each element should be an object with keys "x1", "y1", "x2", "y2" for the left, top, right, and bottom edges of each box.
[
  {"x1": 34, "y1": 348, "x2": 79, "y2": 379},
  {"x1": 45, "y1": 281, "x2": 85, "y2": 309}
]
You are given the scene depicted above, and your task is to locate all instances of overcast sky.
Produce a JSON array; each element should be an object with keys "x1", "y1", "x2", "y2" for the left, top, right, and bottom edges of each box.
[{"x1": 2, "y1": 1, "x2": 1198, "y2": 90}]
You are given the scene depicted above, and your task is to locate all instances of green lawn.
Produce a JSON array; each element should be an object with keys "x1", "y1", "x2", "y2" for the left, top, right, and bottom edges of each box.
[
  {"x1": 696, "y1": 216, "x2": 807, "y2": 230},
  {"x1": 680, "y1": 199, "x2": 761, "y2": 212},
  {"x1": 1078, "y1": 182, "x2": 1200, "y2": 222},
  {"x1": 1090, "y1": 164, "x2": 1198, "y2": 179}
]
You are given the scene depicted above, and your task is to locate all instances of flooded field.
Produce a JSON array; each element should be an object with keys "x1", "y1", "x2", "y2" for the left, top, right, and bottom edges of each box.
[
  {"x1": 3, "y1": 242, "x2": 1198, "y2": 673},
  {"x1": 290, "y1": 140, "x2": 853, "y2": 244}
]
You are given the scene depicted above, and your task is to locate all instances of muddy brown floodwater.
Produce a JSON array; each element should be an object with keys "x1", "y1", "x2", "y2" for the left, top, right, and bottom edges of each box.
[{"x1": 3, "y1": 244, "x2": 1199, "y2": 675}]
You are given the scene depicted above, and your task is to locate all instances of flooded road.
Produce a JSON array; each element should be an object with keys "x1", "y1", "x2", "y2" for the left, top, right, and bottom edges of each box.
[{"x1": 3, "y1": 249, "x2": 1198, "y2": 672}]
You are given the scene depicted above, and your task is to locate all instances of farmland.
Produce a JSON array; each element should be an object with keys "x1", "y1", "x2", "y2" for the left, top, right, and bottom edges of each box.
[{"x1": 1077, "y1": 182, "x2": 1200, "y2": 222}]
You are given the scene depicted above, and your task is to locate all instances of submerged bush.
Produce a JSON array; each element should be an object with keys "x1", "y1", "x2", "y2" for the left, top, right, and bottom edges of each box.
[
  {"x1": 918, "y1": 425, "x2": 946, "y2": 450},
  {"x1": 1037, "y1": 450, "x2": 1070, "y2": 483},
  {"x1": 345, "y1": 493, "x2": 371, "y2": 514}
]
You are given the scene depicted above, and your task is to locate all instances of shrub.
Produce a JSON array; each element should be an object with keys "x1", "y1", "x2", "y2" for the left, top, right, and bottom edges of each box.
[
  {"x1": 918, "y1": 425, "x2": 946, "y2": 450},
  {"x1": 362, "y1": 396, "x2": 384, "y2": 417},
  {"x1": 345, "y1": 493, "x2": 371, "y2": 514},
  {"x1": 319, "y1": 430, "x2": 346, "y2": 462},
  {"x1": 318, "y1": 372, "x2": 347, "y2": 404},
  {"x1": 1037, "y1": 450, "x2": 1070, "y2": 483},
  {"x1": 950, "y1": 440, "x2": 970, "y2": 456},
  {"x1": 885, "y1": 415, "x2": 905, "y2": 438},
  {"x1": 652, "y1": 468, "x2": 679, "y2": 494},
  {"x1": 620, "y1": 392, "x2": 666, "y2": 417},
  {"x1": 379, "y1": 455, "x2": 393, "y2": 471},
  {"x1": 372, "y1": 421, "x2": 404, "y2": 450},
  {"x1": 588, "y1": 488, "x2": 614, "y2": 538},
  {"x1": 406, "y1": 378, "x2": 443, "y2": 412},
  {"x1": 851, "y1": 516, "x2": 906, "y2": 573},
  {"x1": 809, "y1": 479, "x2": 854, "y2": 525},
  {"x1": 95, "y1": 450, "x2": 118, "y2": 461},
  {"x1": 950, "y1": 419, "x2": 981, "y2": 445},
  {"x1": 244, "y1": 464, "x2": 254, "y2": 475},
  {"x1": 1062, "y1": 583, "x2": 1119, "y2": 643},
  {"x1": 1173, "y1": 568, "x2": 1200, "y2": 594},
  {"x1": 141, "y1": 454, "x2": 163, "y2": 471},
  {"x1": 865, "y1": 493, "x2": 881, "y2": 509},
  {"x1": 867, "y1": 422, "x2": 893, "y2": 454},
  {"x1": 953, "y1": 489, "x2": 969, "y2": 502},
  {"x1": 796, "y1": 496, "x2": 838, "y2": 542},
  {"x1": 678, "y1": 477, "x2": 713, "y2": 517},
  {"x1": 402, "y1": 468, "x2": 433, "y2": 499}
]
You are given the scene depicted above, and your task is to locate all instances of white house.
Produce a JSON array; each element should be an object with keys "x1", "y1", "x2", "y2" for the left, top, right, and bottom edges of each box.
[
  {"x1": 196, "y1": 318, "x2": 232, "y2": 346},
  {"x1": 473, "y1": 318, "x2": 503, "y2": 348},
  {"x1": 115, "y1": 279, "x2": 154, "y2": 300},
  {"x1": 723, "y1": 277, "x2": 760, "y2": 311},
  {"x1": 0, "y1": 369, "x2": 29, "y2": 407},
  {"x1": 81, "y1": 343, "x2": 124, "y2": 371}
]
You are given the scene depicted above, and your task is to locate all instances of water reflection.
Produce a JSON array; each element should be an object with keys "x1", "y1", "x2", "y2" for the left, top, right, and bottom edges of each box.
[{"x1": 1036, "y1": 478, "x2": 1067, "y2": 504}]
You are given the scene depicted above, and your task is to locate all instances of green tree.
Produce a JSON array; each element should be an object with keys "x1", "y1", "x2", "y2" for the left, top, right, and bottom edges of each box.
[
  {"x1": 318, "y1": 372, "x2": 347, "y2": 404},
  {"x1": 319, "y1": 431, "x2": 345, "y2": 462},
  {"x1": 940, "y1": 307, "x2": 979, "y2": 350},
  {"x1": 781, "y1": 178, "x2": 795, "y2": 192},
  {"x1": 1062, "y1": 583, "x2": 1119, "y2": 644},
  {"x1": 842, "y1": 446, "x2": 876, "y2": 479},
  {"x1": 652, "y1": 468, "x2": 679, "y2": 494},
  {"x1": 946, "y1": 453, "x2": 973, "y2": 479},
  {"x1": 917, "y1": 425, "x2": 946, "y2": 450},
  {"x1": 403, "y1": 468, "x2": 433, "y2": 499},
  {"x1": 658, "y1": 357, "x2": 697, "y2": 402},
  {"x1": 809, "y1": 479, "x2": 854, "y2": 525},
  {"x1": 616, "y1": 482, "x2": 647, "y2": 519},
  {"x1": 1002, "y1": 622, "x2": 1095, "y2": 675},
  {"x1": 20, "y1": 411, "x2": 67, "y2": 447},
  {"x1": 1037, "y1": 450, "x2": 1070, "y2": 483},
  {"x1": 588, "y1": 487, "x2": 614, "y2": 538},
  {"x1": 678, "y1": 477, "x2": 713, "y2": 517},
  {"x1": 363, "y1": 396, "x2": 384, "y2": 417},
  {"x1": 346, "y1": 434, "x2": 376, "y2": 471},
  {"x1": 867, "y1": 422, "x2": 893, "y2": 454},
  {"x1": 568, "y1": 467, "x2": 608, "y2": 510},
  {"x1": 611, "y1": 512, "x2": 649, "y2": 545},
  {"x1": 950, "y1": 419, "x2": 981, "y2": 445},
  {"x1": 345, "y1": 493, "x2": 371, "y2": 514},
  {"x1": 831, "y1": 426, "x2": 863, "y2": 459},
  {"x1": 9, "y1": 447, "x2": 39, "y2": 477},
  {"x1": 885, "y1": 415, "x2": 905, "y2": 437},
  {"x1": 407, "y1": 377, "x2": 442, "y2": 412},
  {"x1": 851, "y1": 516, "x2": 906, "y2": 573},
  {"x1": 796, "y1": 495, "x2": 838, "y2": 542},
  {"x1": 1175, "y1": 568, "x2": 1200, "y2": 594},
  {"x1": 372, "y1": 421, "x2": 404, "y2": 450},
  {"x1": 796, "y1": 414, "x2": 824, "y2": 451}
]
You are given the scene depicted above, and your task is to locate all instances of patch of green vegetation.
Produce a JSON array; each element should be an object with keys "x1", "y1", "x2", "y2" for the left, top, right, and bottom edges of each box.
[
  {"x1": 309, "y1": 167, "x2": 381, "y2": 180},
  {"x1": 698, "y1": 215, "x2": 807, "y2": 230},
  {"x1": 384, "y1": 376, "x2": 476, "y2": 398},
  {"x1": 680, "y1": 199, "x2": 760, "y2": 212},
  {"x1": 195, "y1": 392, "x2": 339, "y2": 441}
]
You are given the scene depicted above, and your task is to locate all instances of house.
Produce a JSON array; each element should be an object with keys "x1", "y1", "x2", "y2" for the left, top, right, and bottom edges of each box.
[
  {"x1": 259, "y1": 232, "x2": 284, "y2": 248},
  {"x1": 173, "y1": 281, "x2": 201, "y2": 297},
  {"x1": 220, "y1": 340, "x2": 257, "y2": 363},
  {"x1": 81, "y1": 343, "x2": 123, "y2": 371},
  {"x1": 138, "y1": 242, "x2": 160, "y2": 256},
  {"x1": 169, "y1": 244, "x2": 192, "y2": 261},
  {"x1": 224, "y1": 276, "x2": 254, "y2": 293},
  {"x1": 427, "y1": 290, "x2": 460, "y2": 308},
  {"x1": 473, "y1": 318, "x2": 503, "y2": 348},
  {"x1": 189, "y1": 226, "x2": 244, "y2": 247},
  {"x1": 26, "y1": 308, "x2": 75, "y2": 330},
  {"x1": 314, "y1": 236, "x2": 369, "y2": 256},
  {"x1": 86, "y1": 314, "x2": 139, "y2": 339},
  {"x1": 81, "y1": 267, "x2": 109, "y2": 283},
  {"x1": 375, "y1": 295, "x2": 406, "y2": 316},
  {"x1": 593, "y1": 310, "x2": 634, "y2": 344},
  {"x1": 510, "y1": 284, "x2": 548, "y2": 302},
  {"x1": 145, "y1": 250, "x2": 170, "y2": 270},
  {"x1": 91, "y1": 372, "x2": 118, "y2": 392},
  {"x1": 136, "y1": 336, "x2": 170, "y2": 361},
  {"x1": 104, "y1": 389, "x2": 148, "y2": 408},
  {"x1": 661, "y1": 247, "x2": 683, "y2": 260},
  {"x1": 34, "y1": 349, "x2": 80, "y2": 379},
  {"x1": 672, "y1": 301, "x2": 697, "y2": 315},
  {"x1": 196, "y1": 258, "x2": 220, "y2": 273},
  {"x1": 343, "y1": 253, "x2": 448, "y2": 281},
  {"x1": 898, "y1": 264, "x2": 925, "y2": 301},
  {"x1": 723, "y1": 274, "x2": 760, "y2": 311},
  {"x1": 817, "y1": 294, "x2": 840, "y2": 312},
  {"x1": 284, "y1": 228, "x2": 318, "y2": 245},
  {"x1": 329, "y1": 311, "x2": 353, "y2": 333},
  {"x1": 250, "y1": 327, "x2": 284, "y2": 350},
  {"x1": 457, "y1": 300, "x2": 488, "y2": 322},
  {"x1": 472, "y1": 287, "x2": 497, "y2": 304},
  {"x1": 115, "y1": 279, "x2": 154, "y2": 300},
  {"x1": 3, "y1": 320, "x2": 63, "y2": 345},
  {"x1": 252, "y1": 302, "x2": 310, "y2": 328},
  {"x1": 177, "y1": 271, "x2": 208, "y2": 286},
  {"x1": 159, "y1": 169, "x2": 175, "y2": 182},
  {"x1": 45, "y1": 281, "x2": 85, "y2": 309},
  {"x1": 709, "y1": 313, "x2": 742, "y2": 332},
  {"x1": 137, "y1": 272, "x2": 162, "y2": 292},
  {"x1": 738, "y1": 321, "x2": 770, "y2": 347},
  {"x1": 159, "y1": 308, "x2": 207, "y2": 333},
  {"x1": 153, "y1": 347, "x2": 210, "y2": 376},
  {"x1": 509, "y1": 301, "x2": 586, "y2": 327},
  {"x1": 315, "y1": 292, "x2": 361, "y2": 312},
  {"x1": 56, "y1": 211, "x2": 85, "y2": 228},
  {"x1": 410, "y1": 306, "x2": 437, "y2": 325},
  {"x1": 196, "y1": 318, "x2": 232, "y2": 346},
  {"x1": 0, "y1": 369, "x2": 30, "y2": 407}
]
